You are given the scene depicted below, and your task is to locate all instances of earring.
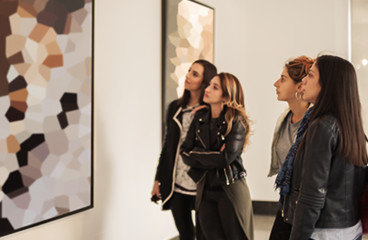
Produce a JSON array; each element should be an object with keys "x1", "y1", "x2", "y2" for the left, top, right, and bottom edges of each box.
[{"x1": 295, "y1": 92, "x2": 302, "y2": 100}]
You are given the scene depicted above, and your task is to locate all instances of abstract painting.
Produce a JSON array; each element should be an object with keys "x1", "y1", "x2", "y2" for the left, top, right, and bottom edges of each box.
[
  {"x1": 162, "y1": 0, "x2": 214, "y2": 130},
  {"x1": 0, "y1": 0, "x2": 93, "y2": 236}
]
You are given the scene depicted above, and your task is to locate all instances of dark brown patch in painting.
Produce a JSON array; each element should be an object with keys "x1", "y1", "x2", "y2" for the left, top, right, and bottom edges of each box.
[
  {"x1": 7, "y1": 51, "x2": 24, "y2": 65},
  {"x1": 0, "y1": 2, "x2": 18, "y2": 97},
  {"x1": 8, "y1": 75, "x2": 27, "y2": 92},
  {"x1": 11, "y1": 101, "x2": 28, "y2": 112}
]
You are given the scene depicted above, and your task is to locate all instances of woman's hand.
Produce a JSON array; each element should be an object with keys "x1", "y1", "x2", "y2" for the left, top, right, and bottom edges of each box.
[
  {"x1": 220, "y1": 144, "x2": 226, "y2": 152},
  {"x1": 151, "y1": 181, "x2": 161, "y2": 203}
]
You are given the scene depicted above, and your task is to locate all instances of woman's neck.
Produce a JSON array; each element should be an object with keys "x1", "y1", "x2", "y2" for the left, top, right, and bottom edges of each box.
[
  {"x1": 288, "y1": 100, "x2": 309, "y2": 123},
  {"x1": 210, "y1": 103, "x2": 223, "y2": 118},
  {"x1": 188, "y1": 90, "x2": 201, "y2": 107}
]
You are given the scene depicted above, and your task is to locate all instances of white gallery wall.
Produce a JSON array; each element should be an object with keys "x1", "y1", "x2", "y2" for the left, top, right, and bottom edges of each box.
[
  {"x1": 1, "y1": 0, "x2": 354, "y2": 240},
  {"x1": 199, "y1": 0, "x2": 350, "y2": 202}
]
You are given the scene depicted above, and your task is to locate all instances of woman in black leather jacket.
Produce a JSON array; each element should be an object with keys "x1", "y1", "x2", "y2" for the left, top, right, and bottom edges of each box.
[
  {"x1": 278, "y1": 55, "x2": 368, "y2": 240},
  {"x1": 152, "y1": 60, "x2": 217, "y2": 240},
  {"x1": 181, "y1": 72, "x2": 254, "y2": 240}
]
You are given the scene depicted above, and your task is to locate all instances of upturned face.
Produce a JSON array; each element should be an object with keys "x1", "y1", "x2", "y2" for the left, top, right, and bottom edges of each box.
[
  {"x1": 203, "y1": 76, "x2": 224, "y2": 105},
  {"x1": 184, "y1": 63, "x2": 204, "y2": 92},
  {"x1": 273, "y1": 68, "x2": 300, "y2": 102},
  {"x1": 301, "y1": 63, "x2": 321, "y2": 104}
]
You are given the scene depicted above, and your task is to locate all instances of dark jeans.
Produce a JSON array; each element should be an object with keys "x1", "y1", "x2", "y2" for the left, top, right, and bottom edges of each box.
[
  {"x1": 198, "y1": 190, "x2": 246, "y2": 240},
  {"x1": 170, "y1": 192, "x2": 196, "y2": 240},
  {"x1": 269, "y1": 209, "x2": 292, "y2": 240}
]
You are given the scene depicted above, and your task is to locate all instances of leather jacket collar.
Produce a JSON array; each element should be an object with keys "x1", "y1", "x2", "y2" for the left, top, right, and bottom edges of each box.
[{"x1": 196, "y1": 107, "x2": 227, "y2": 150}]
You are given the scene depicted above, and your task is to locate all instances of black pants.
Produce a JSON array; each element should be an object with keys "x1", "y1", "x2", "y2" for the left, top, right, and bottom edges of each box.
[
  {"x1": 198, "y1": 190, "x2": 246, "y2": 240},
  {"x1": 170, "y1": 192, "x2": 196, "y2": 240},
  {"x1": 269, "y1": 209, "x2": 292, "y2": 240}
]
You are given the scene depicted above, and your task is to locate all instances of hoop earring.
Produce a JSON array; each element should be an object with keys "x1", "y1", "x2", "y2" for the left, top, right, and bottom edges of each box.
[{"x1": 295, "y1": 92, "x2": 302, "y2": 100}]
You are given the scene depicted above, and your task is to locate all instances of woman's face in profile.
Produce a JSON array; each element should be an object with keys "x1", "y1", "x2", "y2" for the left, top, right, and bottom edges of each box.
[
  {"x1": 203, "y1": 76, "x2": 224, "y2": 105},
  {"x1": 301, "y1": 63, "x2": 321, "y2": 104},
  {"x1": 184, "y1": 63, "x2": 204, "y2": 92},
  {"x1": 273, "y1": 68, "x2": 299, "y2": 102}
]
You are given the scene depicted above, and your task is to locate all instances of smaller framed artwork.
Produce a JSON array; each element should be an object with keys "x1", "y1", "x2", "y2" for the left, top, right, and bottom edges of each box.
[{"x1": 161, "y1": 0, "x2": 214, "y2": 133}]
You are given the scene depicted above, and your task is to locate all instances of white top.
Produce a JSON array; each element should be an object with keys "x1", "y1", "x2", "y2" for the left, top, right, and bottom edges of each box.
[
  {"x1": 275, "y1": 112, "x2": 301, "y2": 166},
  {"x1": 174, "y1": 105, "x2": 197, "y2": 195}
]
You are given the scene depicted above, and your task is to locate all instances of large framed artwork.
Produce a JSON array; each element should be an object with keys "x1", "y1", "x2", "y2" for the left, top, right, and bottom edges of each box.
[
  {"x1": 162, "y1": 0, "x2": 214, "y2": 133},
  {"x1": 0, "y1": 0, "x2": 93, "y2": 237}
]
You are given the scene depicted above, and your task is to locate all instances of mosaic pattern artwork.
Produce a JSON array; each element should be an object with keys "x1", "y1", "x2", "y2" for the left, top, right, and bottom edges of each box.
[
  {"x1": 0, "y1": 0, "x2": 93, "y2": 236},
  {"x1": 162, "y1": 0, "x2": 214, "y2": 116}
]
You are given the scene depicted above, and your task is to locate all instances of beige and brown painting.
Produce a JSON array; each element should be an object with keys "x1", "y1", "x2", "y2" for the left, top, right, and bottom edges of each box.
[
  {"x1": 0, "y1": 0, "x2": 92, "y2": 236},
  {"x1": 163, "y1": 0, "x2": 214, "y2": 112}
]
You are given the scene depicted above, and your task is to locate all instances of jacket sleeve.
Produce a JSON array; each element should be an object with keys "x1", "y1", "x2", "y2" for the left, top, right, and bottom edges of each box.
[
  {"x1": 181, "y1": 119, "x2": 246, "y2": 169},
  {"x1": 180, "y1": 112, "x2": 199, "y2": 166},
  {"x1": 268, "y1": 108, "x2": 290, "y2": 177},
  {"x1": 290, "y1": 119, "x2": 337, "y2": 240},
  {"x1": 154, "y1": 101, "x2": 175, "y2": 181}
]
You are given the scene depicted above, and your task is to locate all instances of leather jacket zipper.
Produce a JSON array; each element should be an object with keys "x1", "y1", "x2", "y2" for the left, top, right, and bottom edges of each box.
[
  {"x1": 281, "y1": 196, "x2": 286, "y2": 217},
  {"x1": 223, "y1": 168, "x2": 230, "y2": 185},
  {"x1": 196, "y1": 132, "x2": 207, "y2": 149},
  {"x1": 228, "y1": 165, "x2": 235, "y2": 184}
]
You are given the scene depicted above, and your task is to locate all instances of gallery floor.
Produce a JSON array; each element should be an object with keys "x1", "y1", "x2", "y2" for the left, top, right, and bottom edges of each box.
[
  {"x1": 169, "y1": 215, "x2": 368, "y2": 240},
  {"x1": 252, "y1": 214, "x2": 275, "y2": 239},
  {"x1": 169, "y1": 214, "x2": 275, "y2": 240}
]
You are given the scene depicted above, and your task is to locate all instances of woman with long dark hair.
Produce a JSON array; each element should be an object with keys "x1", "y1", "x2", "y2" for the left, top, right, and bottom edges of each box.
[
  {"x1": 276, "y1": 55, "x2": 367, "y2": 240},
  {"x1": 151, "y1": 59, "x2": 217, "y2": 240},
  {"x1": 181, "y1": 73, "x2": 254, "y2": 240}
]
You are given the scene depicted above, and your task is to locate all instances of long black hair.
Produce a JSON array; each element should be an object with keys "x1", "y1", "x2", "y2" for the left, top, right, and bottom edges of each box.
[
  {"x1": 177, "y1": 59, "x2": 217, "y2": 107},
  {"x1": 309, "y1": 55, "x2": 367, "y2": 166}
]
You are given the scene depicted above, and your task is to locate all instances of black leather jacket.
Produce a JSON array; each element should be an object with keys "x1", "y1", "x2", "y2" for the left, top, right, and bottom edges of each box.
[
  {"x1": 180, "y1": 107, "x2": 247, "y2": 186},
  {"x1": 283, "y1": 115, "x2": 366, "y2": 240}
]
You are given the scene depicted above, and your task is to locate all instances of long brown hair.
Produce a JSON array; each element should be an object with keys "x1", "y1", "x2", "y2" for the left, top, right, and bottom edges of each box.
[
  {"x1": 309, "y1": 55, "x2": 367, "y2": 166},
  {"x1": 177, "y1": 59, "x2": 217, "y2": 107},
  {"x1": 218, "y1": 72, "x2": 250, "y2": 150}
]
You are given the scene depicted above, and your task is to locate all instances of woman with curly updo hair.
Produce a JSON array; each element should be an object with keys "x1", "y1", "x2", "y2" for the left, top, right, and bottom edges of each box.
[
  {"x1": 268, "y1": 56, "x2": 314, "y2": 239},
  {"x1": 268, "y1": 56, "x2": 314, "y2": 240},
  {"x1": 269, "y1": 56, "x2": 314, "y2": 177},
  {"x1": 181, "y1": 72, "x2": 254, "y2": 240}
]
